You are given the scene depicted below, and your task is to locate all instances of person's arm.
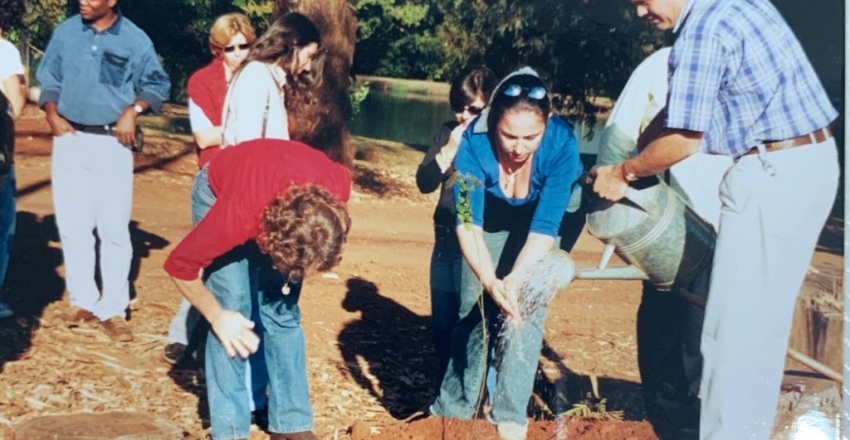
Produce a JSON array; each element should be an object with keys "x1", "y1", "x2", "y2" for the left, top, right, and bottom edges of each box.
[
  {"x1": 115, "y1": 43, "x2": 171, "y2": 147},
  {"x1": 416, "y1": 123, "x2": 455, "y2": 193},
  {"x1": 170, "y1": 277, "x2": 258, "y2": 359},
  {"x1": 502, "y1": 121, "x2": 582, "y2": 305},
  {"x1": 164, "y1": 197, "x2": 259, "y2": 356},
  {"x1": 452, "y1": 134, "x2": 521, "y2": 319},
  {"x1": 188, "y1": 98, "x2": 221, "y2": 148},
  {"x1": 36, "y1": 31, "x2": 75, "y2": 136},
  {"x1": 592, "y1": 129, "x2": 702, "y2": 201},
  {"x1": 2, "y1": 75, "x2": 24, "y2": 119}
]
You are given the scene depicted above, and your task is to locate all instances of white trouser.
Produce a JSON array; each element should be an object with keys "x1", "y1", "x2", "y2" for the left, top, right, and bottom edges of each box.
[
  {"x1": 52, "y1": 132, "x2": 134, "y2": 320},
  {"x1": 670, "y1": 153, "x2": 733, "y2": 228},
  {"x1": 699, "y1": 139, "x2": 839, "y2": 440}
]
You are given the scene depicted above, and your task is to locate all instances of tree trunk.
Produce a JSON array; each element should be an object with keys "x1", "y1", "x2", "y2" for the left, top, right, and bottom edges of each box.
[{"x1": 274, "y1": 0, "x2": 358, "y2": 167}]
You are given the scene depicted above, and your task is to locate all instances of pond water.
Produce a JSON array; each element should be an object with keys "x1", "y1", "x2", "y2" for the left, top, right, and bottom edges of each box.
[{"x1": 350, "y1": 90, "x2": 606, "y2": 163}]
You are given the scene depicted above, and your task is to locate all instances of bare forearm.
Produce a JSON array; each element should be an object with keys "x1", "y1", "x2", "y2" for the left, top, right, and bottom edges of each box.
[
  {"x1": 170, "y1": 277, "x2": 223, "y2": 324},
  {"x1": 2, "y1": 76, "x2": 24, "y2": 119},
  {"x1": 193, "y1": 126, "x2": 222, "y2": 148},
  {"x1": 513, "y1": 233, "x2": 556, "y2": 272},
  {"x1": 622, "y1": 130, "x2": 702, "y2": 178},
  {"x1": 456, "y1": 225, "x2": 497, "y2": 285}
]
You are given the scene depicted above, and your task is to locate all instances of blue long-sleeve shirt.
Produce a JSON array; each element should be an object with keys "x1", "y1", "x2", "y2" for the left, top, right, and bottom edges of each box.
[
  {"x1": 36, "y1": 13, "x2": 171, "y2": 125},
  {"x1": 453, "y1": 111, "x2": 582, "y2": 237}
]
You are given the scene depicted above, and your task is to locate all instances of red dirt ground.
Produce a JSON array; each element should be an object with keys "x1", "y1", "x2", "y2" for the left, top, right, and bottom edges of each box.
[{"x1": 0, "y1": 107, "x2": 840, "y2": 439}]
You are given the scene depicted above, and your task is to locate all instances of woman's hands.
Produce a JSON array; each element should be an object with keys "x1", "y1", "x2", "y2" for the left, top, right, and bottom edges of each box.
[
  {"x1": 483, "y1": 275, "x2": 521, "y2": 323},
  {"x1": 210, "y1": 310, "x2": 259, "y2": 359},
  {"x1": 435, "y1": 121, "x2": 471, "y2": 172}
]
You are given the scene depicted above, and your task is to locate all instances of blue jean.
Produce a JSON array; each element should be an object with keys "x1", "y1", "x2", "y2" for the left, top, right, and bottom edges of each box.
[
  {"x1": 429, "y1": 224, "x2": 463, "y2": 389},
  {"x1": 192, "y1": 167, "x2": 272, "y2": 439},
  {"x1": 256, "y1": 260, "x2": 313, "y2": 434},
  {"x1": 0, "y1": 168, "x2": 16, "y2": 294},
  {"x1": 431, "y1": 229, "x2": 549, "y2": 428}
]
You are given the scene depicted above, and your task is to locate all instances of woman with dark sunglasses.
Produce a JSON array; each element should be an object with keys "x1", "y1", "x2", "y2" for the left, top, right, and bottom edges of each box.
[
  {"x1": 430, "y1": 67, "x2": 582, "y2": 440},
  {"x1": 415, "y1": 66, "x2": 498, "y2": 395},
  {"x1": 221, "y1": 12, "x2": 324, "y2": 146}
]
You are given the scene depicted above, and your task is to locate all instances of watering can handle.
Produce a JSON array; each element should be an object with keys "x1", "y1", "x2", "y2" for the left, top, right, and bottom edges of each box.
[
  {"x1": 581, "y1": 172, "x2": 652, "y2": 212},
  {"x1": 623, "y1": 187, "x2": 654, "y2": 212}
]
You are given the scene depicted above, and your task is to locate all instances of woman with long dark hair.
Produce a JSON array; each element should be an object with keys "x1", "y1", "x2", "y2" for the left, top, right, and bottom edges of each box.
[{"x1": 221, "y1": 12, "x2": 325, "y2": 146}]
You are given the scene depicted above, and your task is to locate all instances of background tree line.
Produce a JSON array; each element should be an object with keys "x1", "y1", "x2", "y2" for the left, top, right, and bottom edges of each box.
[{"x1": 0, "y1": 0, "x2": 843, "y2": 126}]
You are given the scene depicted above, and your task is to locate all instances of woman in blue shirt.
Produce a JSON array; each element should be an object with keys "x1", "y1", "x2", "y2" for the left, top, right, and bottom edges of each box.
[{"x1": 430, "y1": 67, "x2": 582, "y2": 440}]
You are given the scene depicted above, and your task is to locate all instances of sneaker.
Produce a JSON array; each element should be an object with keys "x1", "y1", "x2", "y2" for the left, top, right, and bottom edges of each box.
[
  {"x1": 162, "y1": 342, "x2": 187, "y2": 365},
  {"x1": 57, "y1": 306, "x2": 97, "y2": 328},
  {"x1": 269, "y1": 431, "x2": 320, "y2": 440},
  {"x1": 100, "y1": 317, "x2": 133, "y2": 342},
  {"x1": 0, "y1": 301, "x2": 12, "y2": 319},
  {"x1": 496, "y1": 422, "x2": 528, "y2": 440},
  {"x1": 251, "y1": 407, "x2": 269, "y2": 430}
]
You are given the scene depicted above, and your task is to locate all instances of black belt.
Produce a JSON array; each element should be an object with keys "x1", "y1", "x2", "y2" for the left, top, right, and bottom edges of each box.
[
  {"x1": 69, "y1": 121, "x2": 118, "y2": 135},
  {"x1": 68, "y1": 121, "x2": 144, "y2": 153}
]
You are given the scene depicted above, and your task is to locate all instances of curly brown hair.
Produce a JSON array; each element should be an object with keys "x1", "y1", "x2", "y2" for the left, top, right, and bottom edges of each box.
[{"x1": 256, "y1": 184, "x2": 351, "y2": 282}]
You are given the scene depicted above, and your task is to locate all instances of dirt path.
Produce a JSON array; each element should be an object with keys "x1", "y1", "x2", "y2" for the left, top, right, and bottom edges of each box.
[{"x1": 0, "y1": 110, "x2": 841, "y2": 439}]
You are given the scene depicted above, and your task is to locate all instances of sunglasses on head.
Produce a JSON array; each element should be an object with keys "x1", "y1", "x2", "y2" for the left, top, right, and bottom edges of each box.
[
  {"x1": 502, "y1": 84, "x2": 547, "y2": 100},
  {"x1": 223, "y1": 43, "x2": 251, "y2": 54}
]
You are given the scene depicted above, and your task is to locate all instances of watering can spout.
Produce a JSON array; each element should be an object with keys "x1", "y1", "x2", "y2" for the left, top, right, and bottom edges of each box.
[
  {"x1": 584, "y1": 174, "x2": 716, "y2": 290},
  {"x1": 598, "y1": 244, "x2": 616, "y2": 269},
  {"x1": 576, "y1": 265, "x2": 650, "y2": 281}
]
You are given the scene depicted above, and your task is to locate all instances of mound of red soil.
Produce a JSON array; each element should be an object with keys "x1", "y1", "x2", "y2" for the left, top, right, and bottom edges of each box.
[{"x1": 368, "y1": 417, "x2": 658, "y2": 440}]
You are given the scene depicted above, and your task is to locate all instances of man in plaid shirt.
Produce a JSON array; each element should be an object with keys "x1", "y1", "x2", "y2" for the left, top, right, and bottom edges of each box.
[{"x1": 592, "y1": 0, "x2": 838, "y2": 438}]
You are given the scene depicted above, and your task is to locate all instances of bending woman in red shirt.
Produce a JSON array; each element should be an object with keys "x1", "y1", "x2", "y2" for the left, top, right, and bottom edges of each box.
[{"x1": 164, "y1": 139, "x2": 351, "y2": 440}]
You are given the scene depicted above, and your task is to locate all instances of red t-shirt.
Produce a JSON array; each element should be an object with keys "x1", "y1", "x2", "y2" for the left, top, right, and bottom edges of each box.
[
  {"x1": 187, "y1": 59, "x2": 228, "y2": 169},
  {"x1": 163, "y1": 139, "x2": 352, "y2": 280}
]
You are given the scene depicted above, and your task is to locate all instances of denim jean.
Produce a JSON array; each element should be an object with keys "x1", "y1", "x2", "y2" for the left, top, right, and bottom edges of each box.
[
  {"x1": 429, "y1": 224, "x2": 463, "y2": 389},
  {"x1": 0, "y1": 168, "x2": 16, "y2": 294},
  {"x1": 256, "y1": 260, "x2": 314, "y2": 434},
  {"x1": 174, "y1": 168, "x2": 267, "y2": 410},
  {"x1": 192, "y1": 167, "x2": 271, "y2": 439},
  {"x1": 431, "y1": 229, "x2": 550, "y2": 428}
]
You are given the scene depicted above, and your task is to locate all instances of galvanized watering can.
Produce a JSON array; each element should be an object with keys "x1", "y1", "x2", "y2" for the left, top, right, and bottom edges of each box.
[
  {"x1": 583, "y1": 175, "x2": 717, "y2": 290},
  {"x1": 511, "y1": 175, "x2": 717, "y2": 317}
]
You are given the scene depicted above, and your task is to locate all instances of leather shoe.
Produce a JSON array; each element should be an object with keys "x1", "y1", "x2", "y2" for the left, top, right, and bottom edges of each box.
[
  {"x1": 269, "y1": 431, "x2": 320, "y2": 440},
  {"x1": 100, "y1": 317, "x2": 133, "y2": 342},
  {"x1": 162, "y1": 342, "x2": 187, "y2": 365},
  {"x1": 57, "y1": 306, "x2": 97, "y2": 328}
]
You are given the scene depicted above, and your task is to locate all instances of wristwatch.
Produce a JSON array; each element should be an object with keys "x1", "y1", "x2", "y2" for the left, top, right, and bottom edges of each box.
[
  {"x1": 132, "y1": 103, "x2": 144, "y2": 115},
  {"x1": 622, "y1": 162, "x2": 638, "y2": 182}
]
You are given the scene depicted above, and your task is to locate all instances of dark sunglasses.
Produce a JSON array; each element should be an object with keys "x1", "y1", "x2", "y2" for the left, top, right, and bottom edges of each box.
[
  {"x1": 462, "y1": 105, "x2": 484, "y2": 115},
  {"x1": 223, "y1": 43, "x2": 251, "y2": 54},
  {"x1": 502, "y1": 84, "x2": 547, "y2": 100}
]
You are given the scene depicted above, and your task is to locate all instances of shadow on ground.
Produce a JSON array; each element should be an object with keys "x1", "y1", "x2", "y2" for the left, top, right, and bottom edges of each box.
[
  {"x1": 337, "y1": 277, "x2": 649, "y2": 425},
  {"x1": 338, "y1": 276, "x2": 435, "y2": 419}
]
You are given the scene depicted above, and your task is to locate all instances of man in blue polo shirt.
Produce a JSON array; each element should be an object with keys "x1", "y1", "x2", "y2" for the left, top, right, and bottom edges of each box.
[
  {"x1": 37, "y1": 0, "x2": 170, "y2": 342},
  {"x1": 592, "y1": 0, "x2": 837, "y2": 439}
]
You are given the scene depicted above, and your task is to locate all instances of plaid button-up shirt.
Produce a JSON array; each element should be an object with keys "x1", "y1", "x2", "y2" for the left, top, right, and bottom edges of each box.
[{"x1": 665, "y1": 0, "x2": 837, "y2": 157}]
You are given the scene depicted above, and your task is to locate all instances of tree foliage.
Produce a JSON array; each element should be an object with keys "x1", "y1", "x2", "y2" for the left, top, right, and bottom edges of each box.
[
  {"x1": 353, "y1": 0, "x2": 444, "y2": 78},
  {"x1": 353, "y1": 0, "x2": 666, "y2": 123}
]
